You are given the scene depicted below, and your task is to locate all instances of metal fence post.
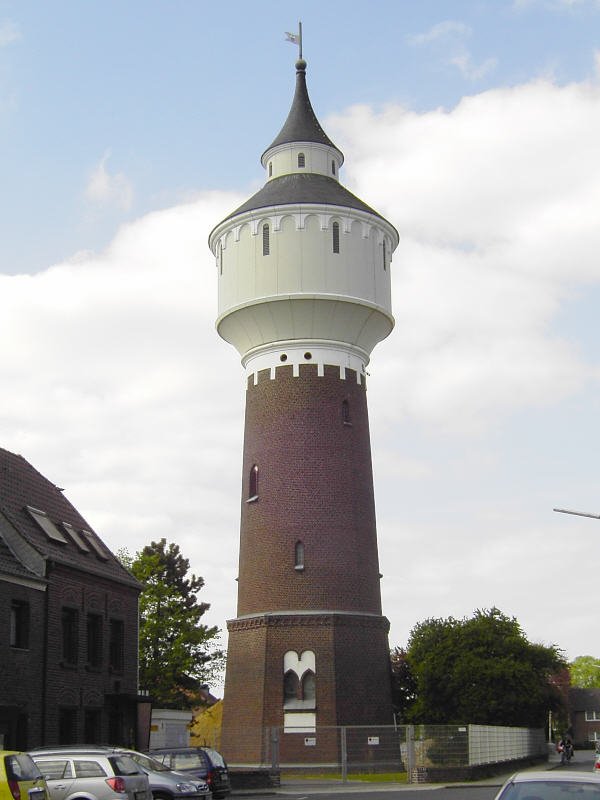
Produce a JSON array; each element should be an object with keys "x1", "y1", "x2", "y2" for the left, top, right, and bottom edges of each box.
[
  {"x1": 270, "y1": 726, "x2": 279, "y2": 771},
  {"x1": 340, "y1": 726, "x2": 347, "y2": 783},
  {"x1": 406, "y1": 724, "x2": 415, "y2": 783}
]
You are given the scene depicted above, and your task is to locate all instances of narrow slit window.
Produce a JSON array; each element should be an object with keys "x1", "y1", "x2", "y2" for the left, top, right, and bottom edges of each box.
[
  {"x1": 342, "y1": 400, "x2": 350, "y2": 423},
  {"x1": 332, "y1": 221, "x2": 340, "y2": 254},
  {"x1": 383, "y1": 239, "x2": 387, "y2": 271},
  {"x1": 268, "y1": 162, "x2": 273, "y2": 177},
  {"x1": 249, "y1": 464, "x2": 259, "y2": 498},
  {"x1": 218, "y1": 242, "x2": 223, "y2": 275},
  {"x1": 332, "y1": 159, "x2": 336, "y2": 175},
  {"x1": 295, "y1": 540, "x2": 304, "y2": 570},
  {"x1": 297, "y1": 152, "x2": 305, "y2": 168},
  {"x1": 262, "y1": 224, "x2": 270, "y2": 256}
]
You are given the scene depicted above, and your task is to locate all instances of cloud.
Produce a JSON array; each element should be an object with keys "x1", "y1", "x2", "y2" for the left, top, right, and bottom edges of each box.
[
  {"x1": 407, "y1": 20, "x2": 471, "y2": 46},
  {"x1": 85, "y1": 150, "x2": 134, "y2": 211},
  {"x1": 0, "y1": 20, "x2": 21, "y2": 47},
  {"x1": 449, "y1": 51, "x2": 498, "y2": 81}
]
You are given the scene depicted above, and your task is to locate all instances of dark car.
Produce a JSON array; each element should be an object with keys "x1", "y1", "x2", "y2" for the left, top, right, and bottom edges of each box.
[{"x1": 147, "y1": 750, "x2": 228, "y2": 799}]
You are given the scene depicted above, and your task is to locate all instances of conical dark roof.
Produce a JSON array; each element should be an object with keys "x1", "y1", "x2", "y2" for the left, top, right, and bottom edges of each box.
[{"x1": 262, "y1": 59, "x2": 343, "y2": 162}]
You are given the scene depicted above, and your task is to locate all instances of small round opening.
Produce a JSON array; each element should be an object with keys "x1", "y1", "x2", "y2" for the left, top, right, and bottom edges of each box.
[
  {"x1": 304, "y1": 352, "x2": 312, "y2": 360},
  {"x1": 280, "y1": 354, "x2": 288, "y2": 362}
]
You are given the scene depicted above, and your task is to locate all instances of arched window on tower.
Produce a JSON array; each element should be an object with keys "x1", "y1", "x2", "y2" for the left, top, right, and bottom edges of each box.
[
  {"x1": 342, "y1": 399, "x2": 351, "y2": 424},
  {"x1": 294, "y1": 540, "x2": 304, "y2": 571},
  {"x1": 297, "y1": 152, "x2": 305, "y2": 168},
  {"x1": 302, "y1": 671, "x2": 316, "y2": 704},
  {"x1": 332, "y1": 221, "x2": 340, "y2": 254},
  {"x1": 269, "y1": 161, "x2": 273, "y2": 177},
  {"x1": 248, "y1": 464, "x2": 259, "y2": 500},
  {"x1": 383, "y1": 239, "x2": 387, "y2": 271},
  {"x1": 283, "y1": 671, "x2": 299, "y2": 706},
  {"x1": 332, "y1": 159, "x2": 336, "y2": 175},
  {"x1": 262, "y1": 224, "x2": 270, "y2": 256}
]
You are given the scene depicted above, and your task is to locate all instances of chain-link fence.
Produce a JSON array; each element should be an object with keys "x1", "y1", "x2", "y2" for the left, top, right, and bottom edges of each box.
[{"x1": 264, "y1": 724, "x2": 546, "y2": 783}]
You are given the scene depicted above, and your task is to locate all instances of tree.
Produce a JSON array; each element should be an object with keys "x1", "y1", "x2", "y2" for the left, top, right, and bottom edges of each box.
[
  {"x1": 570, "y1": 655, "x2": 600, "y2": 688},
  {"x1": 403, "y1": 607, "x2": 566, "y2": 727},
  {"x1": 390, "y1": 647, "x2": 418, "y2": 722},
  {"x1": 122, "y1": 539, "x2": 224, "y2": 708}
]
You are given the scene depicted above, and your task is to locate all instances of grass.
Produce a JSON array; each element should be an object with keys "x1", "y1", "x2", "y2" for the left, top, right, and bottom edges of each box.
[{"x1": 283, "y1": 771, "x2": 408, "y2": 783}]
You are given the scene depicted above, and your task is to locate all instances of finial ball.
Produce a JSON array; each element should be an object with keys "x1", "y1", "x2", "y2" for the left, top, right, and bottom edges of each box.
[{"x1": 295, "y1": 58, "x2": 307, "y2": 72}]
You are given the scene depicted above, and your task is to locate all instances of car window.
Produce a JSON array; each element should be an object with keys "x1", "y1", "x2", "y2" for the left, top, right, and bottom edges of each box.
[
  {"x1": 171, "y1": 753, "x2": 206, "y2": 770},
  {"x1": 74, "y1": 761, "x2": 107, "y2": 778},
  {"x1": 35, "y1": 760, "x2": 73, "y2": 780},
  {"x1": 201, "y1": 749, "x2": 225, "y2": 768},
  {"x1": 128, "y1": 754, "x2": 169, "y2": 772},
  {"x1": 6, "y1": 754, "x2": 43, "y2": 781},
  {"x1": 110, "y1": 756, "x2": 142, "y2": 776}
]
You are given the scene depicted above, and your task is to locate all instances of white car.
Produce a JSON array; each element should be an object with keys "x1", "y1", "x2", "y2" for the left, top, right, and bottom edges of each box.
[{"x1": 494, "y1": 770, "x2": 600, "y2": 799}]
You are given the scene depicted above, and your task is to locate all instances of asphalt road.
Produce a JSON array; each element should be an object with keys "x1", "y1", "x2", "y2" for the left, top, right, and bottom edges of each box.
[{"x1": 268, "y1": 790, "x2": 498, "y2": 800}]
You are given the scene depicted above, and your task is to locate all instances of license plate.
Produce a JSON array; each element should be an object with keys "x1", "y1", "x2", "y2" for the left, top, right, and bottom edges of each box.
[
  {"x1": 28, "y1": 791, "x2": 45, "y2": 800},
  {"x1": 135, "y1": 792, "x2": 147, "y2": 800}
]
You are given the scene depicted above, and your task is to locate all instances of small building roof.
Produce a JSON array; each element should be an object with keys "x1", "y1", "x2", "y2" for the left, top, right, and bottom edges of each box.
[{"x1": 0, "y1": 446, "x2": 140, "y2": 588}]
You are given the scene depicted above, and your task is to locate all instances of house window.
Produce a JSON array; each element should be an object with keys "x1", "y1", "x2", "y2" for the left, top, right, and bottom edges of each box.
[
  {"x1": 332, "y1": 159, "x2": 336, "y2": 175},
  {"x1": 586, "y1": 711, "x2": 600, "y2": 721},
  {"x1": 249, "y1": 464, "x2": 259, "y2": 499},
  {"x1": 262, "y1": 224, "x2": 270, "y2": 256},
  {"x1": 84, "y1": 710, "x2": 102, "y2": 745},
  {"x1": 332, "y1": 221, "x2": 340, "y2": 254},
  {"x1": 62, "y1": 607, "x2": 79, "y2": 665},
  {"x1": 87, "y1": 613, "x2": 103, "y2": 668},
  {"x1": 297, "y1": 152, "x2": 305, "y2": 168},
  {"x1": 109, "y1": 618, "x2": 124, "y2": 673},
  {"x1": 10, "y1": 601, "x2": 30, "y2": 649},
  {"x1": 58, "y1": 708, "x2": 77, "y2": 744},
  {"x1": 294, "y1": 541, "x2": 304, "y2": 570}
]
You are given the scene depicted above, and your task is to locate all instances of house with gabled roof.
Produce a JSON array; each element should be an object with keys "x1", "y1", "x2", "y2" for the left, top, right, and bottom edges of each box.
[{"x1": 0, "y1": 446, "x2": 145, "y2": 749}]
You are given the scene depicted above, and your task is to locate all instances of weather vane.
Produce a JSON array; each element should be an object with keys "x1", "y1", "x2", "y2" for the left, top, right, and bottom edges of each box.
[{"x1": 285, "y1": 21, "x2": 303, "y2": 60}]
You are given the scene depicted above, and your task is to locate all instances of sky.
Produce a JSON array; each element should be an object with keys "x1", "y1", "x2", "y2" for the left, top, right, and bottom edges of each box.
[{"x1": 1, "y1": 0, "x2": 600, "y2": 694}]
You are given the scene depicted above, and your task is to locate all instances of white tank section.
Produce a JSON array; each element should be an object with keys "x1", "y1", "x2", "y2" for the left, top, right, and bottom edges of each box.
[{"x1": 208, "y1": 57, "x2": 398, "y2": 372}]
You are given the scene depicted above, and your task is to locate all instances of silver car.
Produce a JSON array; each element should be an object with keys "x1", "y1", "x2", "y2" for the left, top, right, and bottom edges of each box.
[
  {"x1": 494, "y1": 770, "x2": 600, "y2": 799},
  {"x1": 30, "y1": 751, "x2": 151, "y2": 800}
]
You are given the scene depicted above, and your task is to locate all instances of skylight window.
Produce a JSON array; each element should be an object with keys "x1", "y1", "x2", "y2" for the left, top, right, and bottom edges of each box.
[
  {"x1": 62, "y1": 522, "x2": 91, "y2": 553},
  {"x1": 81, "y1": 530, "x2": 109, "y2": 560},
  {"x1": 26, "y1": 506, "x2": 68, "y2": 543}
]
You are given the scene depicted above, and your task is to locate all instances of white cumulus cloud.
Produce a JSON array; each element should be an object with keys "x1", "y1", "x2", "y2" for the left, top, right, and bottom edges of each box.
[{"x1": 85, "y1": 150, "x2": 134, "y2": 211}]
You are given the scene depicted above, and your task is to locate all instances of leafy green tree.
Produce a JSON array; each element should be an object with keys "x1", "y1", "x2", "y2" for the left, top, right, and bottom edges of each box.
[
  {"x1": 122, "y1": 539, "x2": 224, "y2": 708},
  {"x1": 404, "y1": 607, "x2": 566, "y2": 727},
  {"x1": 570, "y1": 655, "x2": 600, "y2": 688},
  {"x1": 390, "y1": 647, "x2": 418, "y2": 722}
]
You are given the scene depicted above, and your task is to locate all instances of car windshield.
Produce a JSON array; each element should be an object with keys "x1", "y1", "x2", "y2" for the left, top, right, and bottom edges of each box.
[
  {"x1": 499, "y1": 780, "x2": 600, "y2": 799},
  {"x1": 129, "y1": 753, "x2": 170, "y2": 772},
  {"x1": 202, "y1": 749, "x2": 225, "y2": 768}
]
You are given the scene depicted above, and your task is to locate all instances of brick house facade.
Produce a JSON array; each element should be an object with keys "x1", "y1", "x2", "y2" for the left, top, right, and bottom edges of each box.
[
  {"x1": 0, "y1": 447, "x2": 142, "y2": 749},
  {"x1": 568, "y1": 688, "x2": 600, "y2": 747}
]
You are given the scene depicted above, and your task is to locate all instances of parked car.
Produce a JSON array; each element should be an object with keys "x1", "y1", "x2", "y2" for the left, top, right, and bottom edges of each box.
[
  {"x1": 105, "y1": 751, "x2": 209, "y2": 800},
  {"x1": 147, "y1": 750, "x2": 229, "y2": 799},
  {"x1": 29, "y1": 750, "x2": 151, "y2": 800},
  {"x1": 494, "y1": 770, "x2": 600, "y2": 799},
  {"x1": 1, "y1": 751, "x2": 47, "y2": 800}
]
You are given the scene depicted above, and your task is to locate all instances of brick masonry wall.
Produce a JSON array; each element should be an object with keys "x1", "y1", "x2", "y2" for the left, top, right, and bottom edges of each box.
[
  {"x1": 222, "y1": 365, "x2": 392, "y2": 765},
  {"x1": 237, "y1": 365, "x2": 383, "y2": 616}
]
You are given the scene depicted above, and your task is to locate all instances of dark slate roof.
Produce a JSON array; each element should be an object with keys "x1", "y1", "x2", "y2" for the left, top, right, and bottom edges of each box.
[
  {"x1": 0, "y1": 447, "x2": 140, "y2": 588},
  {"x1": 569, "y1": 688, "x2": 600, "y2": 711},
  {"x1": 262, "y1": 59, "x2": 341, "y2": 159},
  {"x1": 222, "y1": 172, "x2": 391, "y2": 225}
]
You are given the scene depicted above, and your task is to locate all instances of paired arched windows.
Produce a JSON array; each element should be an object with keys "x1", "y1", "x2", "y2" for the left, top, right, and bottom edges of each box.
[{"x1": 283, "y1": 650, "x2": 316, "y2": 709}]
